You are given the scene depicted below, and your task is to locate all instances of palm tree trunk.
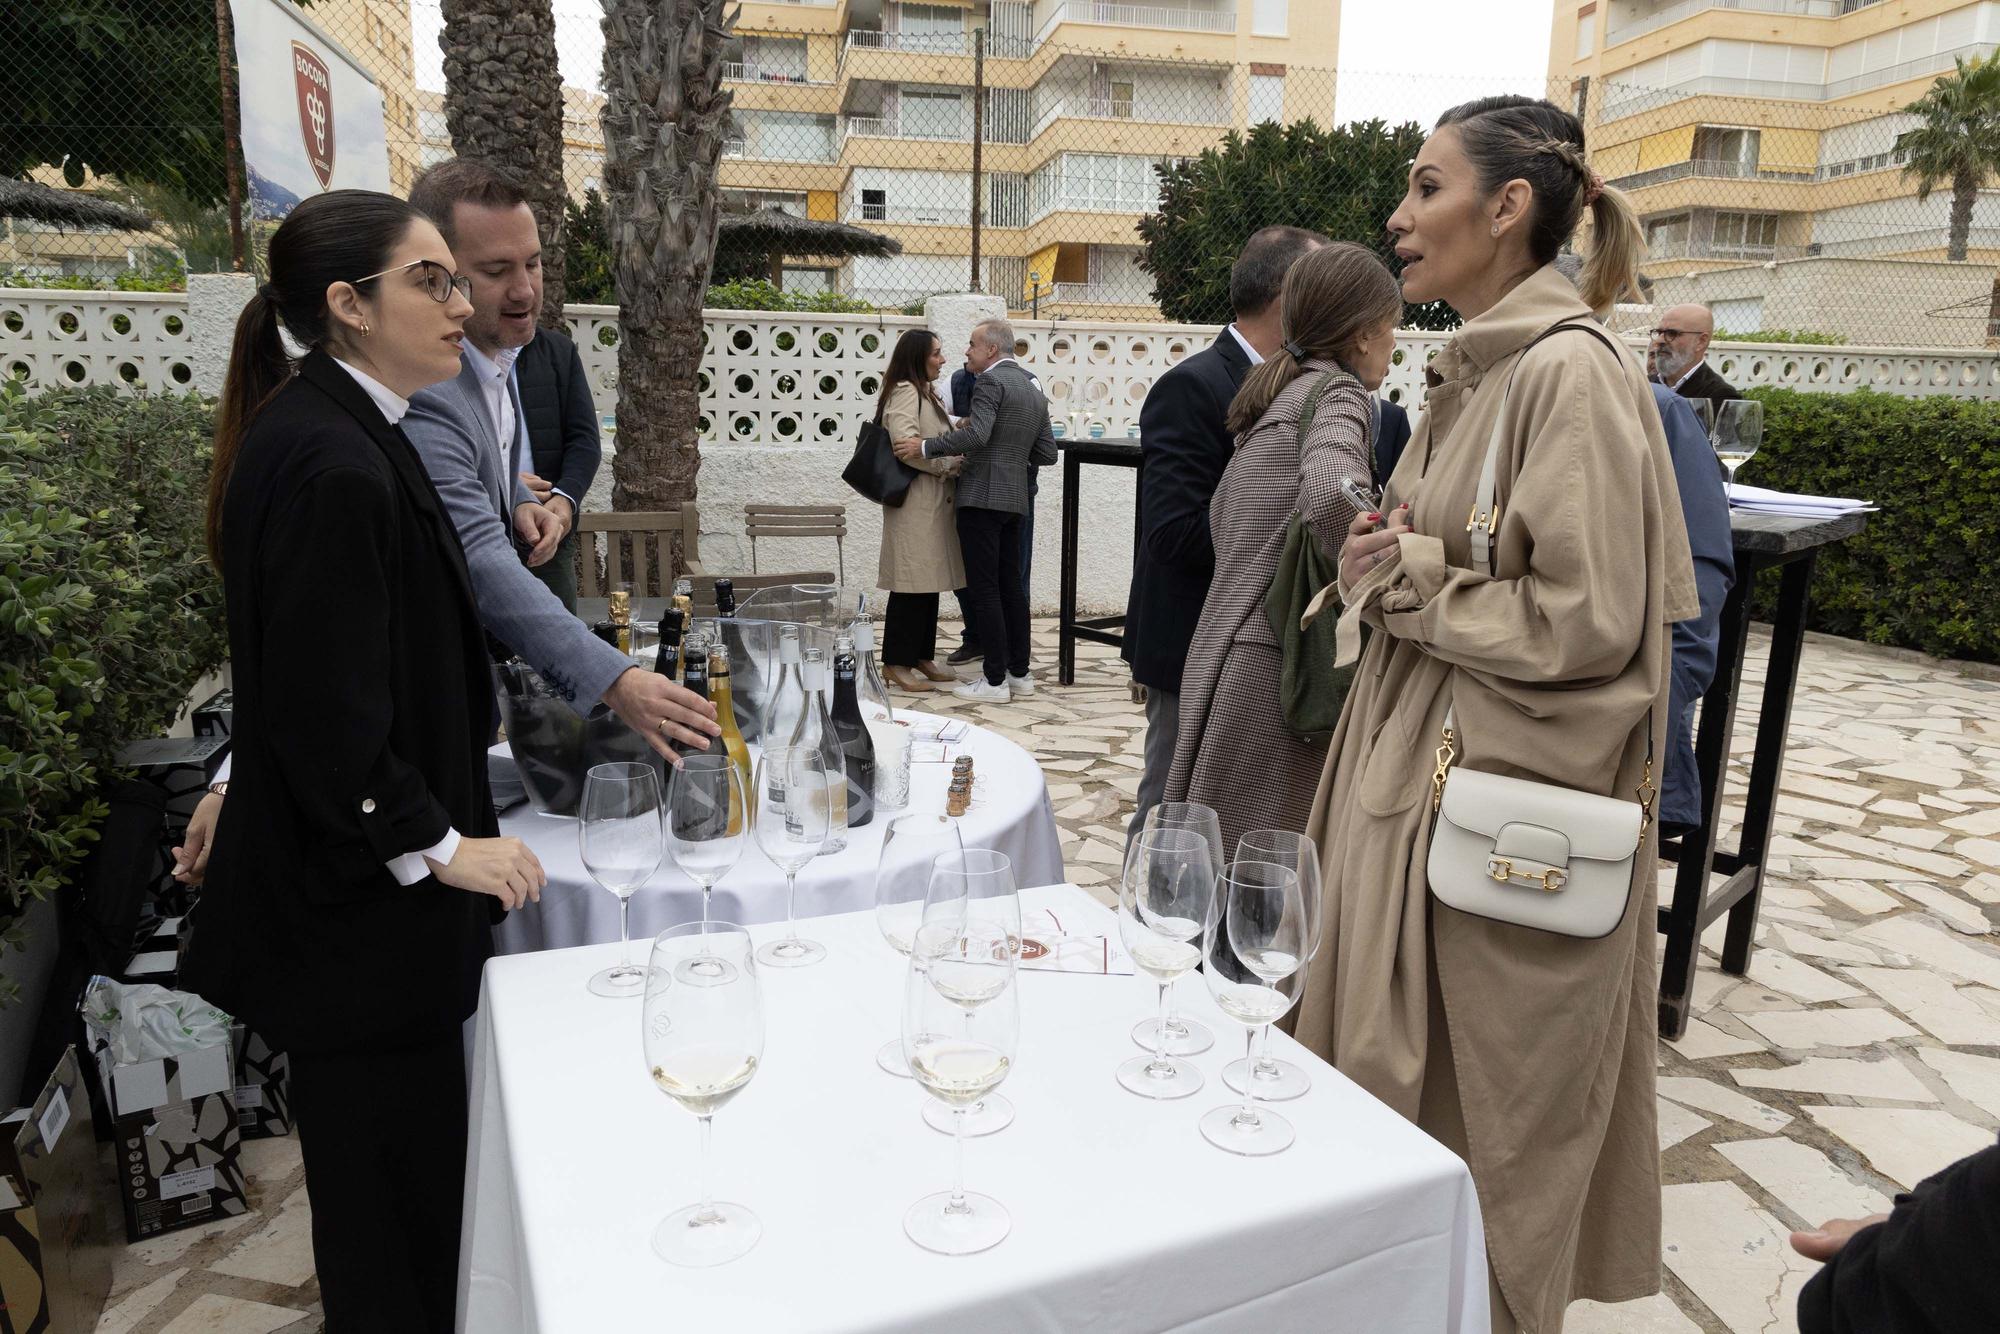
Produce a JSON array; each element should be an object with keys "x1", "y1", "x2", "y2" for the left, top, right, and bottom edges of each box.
[
  {"x1": 600, "y1": 0, "x2": 734, "y2": 531},
  {"x1": 1949, "y1": 167, "x2": 1978, "y2": 262},
  {"x1": 439, "y1": 0, "x2": 569, "y2": 325}
]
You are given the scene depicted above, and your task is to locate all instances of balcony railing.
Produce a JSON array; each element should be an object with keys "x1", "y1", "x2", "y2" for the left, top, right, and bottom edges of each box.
[
  {"x1": 1029, "y1": 95, "x2": 1230, "y2": 137},
  {"x1": 722, "y1": 136, "x2": 839, "y2": 163},
  {"x1": 1604, "y1": 0, "x2": 1882, "y2": 49},
  {"x1": 1644, "y1": 238, "x2": 1778, "y2": 261},
  {"x1": 1044, "y1": 281, "x2": 1154, "y2": 305},
  {"x1": 841, "y1": 113, "x2": 968, "y2": 143},
  {"x1": 721, "y1": 62, "x2": 827, "y2": 85},
  {"x1": 1035, "y1": 2, "x2": 1236, "y2": 43},
  {"x1": 1609, "y1": 158, "x2": 1816, "y2": 189},
  {"x1": 843, "y1": 29, "x2": 974, "y2": 55},
  {"x1": 1600, "y1": 42, "x2": 1997, "y2": 120},
  {"x1": 847, "y1": 201, "x2": 970, "y2": 225}
]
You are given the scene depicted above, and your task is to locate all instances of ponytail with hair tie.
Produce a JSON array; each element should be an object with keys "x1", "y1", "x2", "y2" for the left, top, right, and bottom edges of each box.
[{"x1": 1281, "y1": 339, "x2": 1306, "y2": 362}]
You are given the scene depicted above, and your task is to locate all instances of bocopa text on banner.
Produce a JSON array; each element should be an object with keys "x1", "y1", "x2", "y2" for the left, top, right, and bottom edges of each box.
[{"x1": 230, "y1": 0, "x2": 391, "y2": 219}]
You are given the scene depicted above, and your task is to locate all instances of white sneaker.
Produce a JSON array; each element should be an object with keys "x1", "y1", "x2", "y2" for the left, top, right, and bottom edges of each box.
[
  {"x1": 953, "y1": 678, "x2": 1011, "y2": 703},
  {"x1": 1006, "y1": 672, "x2": 1037, "y2": 698}
]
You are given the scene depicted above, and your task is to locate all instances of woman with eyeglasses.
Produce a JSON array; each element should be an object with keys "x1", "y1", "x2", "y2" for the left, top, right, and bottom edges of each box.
[{"x1": 184, "y1": 189, "x2": 544, "y2": 1333}]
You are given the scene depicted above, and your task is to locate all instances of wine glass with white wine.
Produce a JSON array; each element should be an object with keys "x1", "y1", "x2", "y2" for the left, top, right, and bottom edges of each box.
[
  {"x1": 918, "y1": 850, "x2": 1021, "y2": 1138},
  {"x1": 579, "y1": 763, "x2": 665, "y2": 998},
  {"x1": 873, "y1": 814, "x2": 966, "y2": 1076},
  {"x1": 901, "y1": 910, "x2": 1019, "y2": 1255},
  {"x1": 1116, "y1": 826, "x2": 1215, "y2": 1100},
  {"x1": 641, "y1": 920, "x2": 764, "y2": 1266},
  {"x1": 1711, "y1": 397, "x2": 1763, "y2": 487},
  {"x1": 1223, "y1": 830, "x2": 1322, "y2": 1101},
  {"x1": 1200, "y1": 860, "x2": 1307, "y2": 1156},
  {"x1": 751, "y1": 747, "x2": 830, "y2": 968}
]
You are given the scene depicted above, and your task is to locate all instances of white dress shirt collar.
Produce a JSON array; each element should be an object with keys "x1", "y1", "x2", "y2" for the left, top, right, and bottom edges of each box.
[
  {"x1": 1671, "y1": 359, "x2": 1702, "y2": 390},
  {"x1": 331, "y1": 357, "x2": 410, "y2": 425},
  {"x1": 462, "y1": 338, "x2": 521, "y2": 384},
  {"x1": 1226, "y1": 323, "x2": 1266, "y2": 366}
]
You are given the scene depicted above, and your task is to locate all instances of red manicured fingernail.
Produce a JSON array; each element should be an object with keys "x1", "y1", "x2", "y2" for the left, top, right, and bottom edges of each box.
[{"x1": 1366, "y1": 512, "x2": 1381, "y2": 522}]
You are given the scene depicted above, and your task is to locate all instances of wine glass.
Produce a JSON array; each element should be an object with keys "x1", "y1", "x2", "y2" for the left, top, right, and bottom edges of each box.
[
  {"x1": 1131, "y1": 803, "x2": 1222, "y2": 1057},
  {"x1": 874, "y1": 814, "x2": 966, "y2": 1076},
  {"x1": 1115, "y1": 827, "x2": 1215, "y2": 1100},
  {"x1": 919, "y1": 850, "x2": 1021, "y2": 1138},
  {"x1": 1223, "y1": 830, "x2": 1322, "y2": 1102},
  {"x1": 1200, "y1": 861, "x2": 1307, "y2": 1155},
  {"x1": 1712, "y1": 398, "x2": 1763, "y2": 486},
  {"x1": 642, "y1": 920, "x2": 764, "y2": 1266},
  {"x1": 752, "y1": 747, "x2": 830, "y2": 968},
  {"x1": 1684, "y1": 397, "x2": 1716, "y2": 437},
  {"x1": 579, "y1": 762, "x2": 664, "y2": 998},
  {"x1": 667, "y1": 753, "x2": 748, "y2": 941},
  {"x1": 901, "y1": 911, "x2": 1019, "y2": 1255}
]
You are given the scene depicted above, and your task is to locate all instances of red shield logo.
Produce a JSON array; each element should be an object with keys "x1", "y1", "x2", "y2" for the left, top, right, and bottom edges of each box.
[{"x1": 292, "y1": 41, "x2": 335, "y2": 190}]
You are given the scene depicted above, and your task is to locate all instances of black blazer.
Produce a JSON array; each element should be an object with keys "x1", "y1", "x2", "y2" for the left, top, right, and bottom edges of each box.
[
  {"x1": 1121, "y1": 329, "x2": 1253, "y2": 694},
  {"x1": 184, "y1": 351, "x2": 499, "y2": 1057},
  {"x1": 1371, "y1": 397, "x2": 1412, "y2": 491},
  {"x1": 514, "y1": 327, "x2": 601, "y2": 505},
  {"x1": 1674, "y1": 361, "x2": 1743, "y2": 412}
]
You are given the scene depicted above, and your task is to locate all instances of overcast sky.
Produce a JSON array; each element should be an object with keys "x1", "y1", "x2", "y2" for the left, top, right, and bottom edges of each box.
[{"x1": 410, "y1": 0, "x2": 1557, "y2": 129}]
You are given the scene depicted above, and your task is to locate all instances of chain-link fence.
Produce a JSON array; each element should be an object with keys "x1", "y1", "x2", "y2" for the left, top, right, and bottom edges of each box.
[{"x1": 5, "y1": 1, "x2": 1999, "y2": 346}]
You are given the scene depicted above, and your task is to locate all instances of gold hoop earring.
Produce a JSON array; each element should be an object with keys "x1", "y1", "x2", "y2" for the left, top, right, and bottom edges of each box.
[{"x1": 360, "y1": 321, "x2": 372, "y2": 337}]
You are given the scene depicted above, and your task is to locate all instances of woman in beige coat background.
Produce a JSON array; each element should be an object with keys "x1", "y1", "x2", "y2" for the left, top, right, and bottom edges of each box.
[
  {"x1": 876, "y1": 329, "x2": 966, "y2": 691},
  {"x1": 1298, "y1": 97, "x2": 1698, "y2": 1334}
]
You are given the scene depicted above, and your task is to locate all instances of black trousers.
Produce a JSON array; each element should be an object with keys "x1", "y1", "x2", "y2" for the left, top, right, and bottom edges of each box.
[
  {"x1": 955, "y1": 500, "x2": 1033, "y2": 649},
  {"x1": 291, "y1": 1031, "x2": 468, "y2": 1334},
  {"x1": 955, "y1": 506, "x2": 1030, "y2": 685},
  {"x1": 884, "y1": 591, "x2": 940, "y2": 667}
]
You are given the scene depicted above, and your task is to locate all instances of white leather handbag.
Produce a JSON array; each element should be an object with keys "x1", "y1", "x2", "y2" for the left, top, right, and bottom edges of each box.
[{"x1": 1424, "y1": 322, "x2": 1654, "y2": 940}]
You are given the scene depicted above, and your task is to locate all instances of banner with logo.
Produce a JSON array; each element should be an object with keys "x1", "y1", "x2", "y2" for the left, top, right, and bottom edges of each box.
[{"x1": 230, "y1": 0, "x2": 391, "y2": 219}]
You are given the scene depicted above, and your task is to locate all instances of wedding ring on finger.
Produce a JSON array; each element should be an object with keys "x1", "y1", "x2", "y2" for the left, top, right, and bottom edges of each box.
[{"x1": 659, "y1": 717, "x2": 671, "y2": 733}]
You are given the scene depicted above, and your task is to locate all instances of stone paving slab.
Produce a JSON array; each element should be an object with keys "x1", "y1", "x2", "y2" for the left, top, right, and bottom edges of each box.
[{"x1": 97, "y1": 620, "x2": 2000, "y2": 1334}]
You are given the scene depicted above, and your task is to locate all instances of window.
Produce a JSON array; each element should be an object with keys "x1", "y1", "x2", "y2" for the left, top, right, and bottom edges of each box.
[
  {"x1": 1712, "y1": 210, "x2": 1778, "y2": 253},
  {"x1": 897, "y1": 3, "x2": 965, "y2": 51},
  {"x1": 1109, "y1": 81, "x2": 1135, "y2": 118},
  {"x1": 1252, "y1": 0, "x2": 1288, "y2": 36},
  {"x1": 1248, "y1": 74, "x2": 1284, "y2": 125},
  {"x1": 988, "y1": 173, "x2": 1029, "y2": 227},
  {"x1": 901, "y1": 89, "x2": 963, "y2": 139},
  {"x1": 861, "y1": 188, "x2": 887, "y2": 221},
  {"x1": 1575, "y1": 7, "x2": 1596, "y2": 59},
  {"x1": 1645, "y1": 212, "x2": 1691, "y2": 256},
  {"x1": 1693, "y1": 126, "x2": 1760, "y2": 173}
]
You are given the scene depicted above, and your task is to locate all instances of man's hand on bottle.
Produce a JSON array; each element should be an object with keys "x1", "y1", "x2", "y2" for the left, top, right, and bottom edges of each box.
[{"x1": 604, "y1": 667, "x2": 720, "y2": 764}]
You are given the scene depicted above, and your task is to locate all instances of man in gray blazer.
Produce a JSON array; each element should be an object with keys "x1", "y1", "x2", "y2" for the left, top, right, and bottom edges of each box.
[
  {"x1": 404, "y1": 158, "x2": 716, "y2": 757},
  {"x1": 894, "y1": 317, "x2": 1056, "y2": 702}
]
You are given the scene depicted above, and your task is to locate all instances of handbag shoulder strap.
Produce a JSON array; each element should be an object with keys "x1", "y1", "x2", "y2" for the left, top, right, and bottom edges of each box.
[
  {"x1": 1294, "y1": 371, "x2": 1335, "y2": 452},
  {"x1": 1468, "y1": 321, "x2": 1622, "y2": 574}
]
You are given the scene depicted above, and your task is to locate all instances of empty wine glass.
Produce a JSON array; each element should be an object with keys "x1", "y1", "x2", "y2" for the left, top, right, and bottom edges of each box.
[
  {"x1": 1684, "y1": 397, "x2": 1716, "y2": 437},
  {"x1": 920, "y1": 850, "x2": 1021, "y2": 1138},
  {"x1": 642, "y1": 921, "x2": 764, "y2": 1266},
  {"x1": 1712, "y1": 398, "x2": 1763, "y2": 486},
  {"x1": 1116, "y1": 827, "x2": 1215, "y2": 1100},
  {"x1": 901, "y1": 911, "x2": 1019, "y2": 1256},
  {"x1": 579, "y1": 762, "x2": 664, "y2": 998},
  {"x1": 1132, "y1": 802, "x2": 1221, "y2": 1057},
  {"x1": 874, "y1": 814, "x2": 966, "y2": 1076},
  {"x1": 667, "y1": 753, "x2": 748, "y2": 941},
  {"x1": 752, "y1": 747, "x2": 830, "y2": 968},
  {"x1": 1223, "y1": 830, "x2": 1322, "y2": 1102},
  {"x1": 1201, "y1": 861, "x2": 1307, "y2": 1156}
]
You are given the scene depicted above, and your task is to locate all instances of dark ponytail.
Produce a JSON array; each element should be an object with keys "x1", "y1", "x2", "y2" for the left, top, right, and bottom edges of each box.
[{"x1": 206, "y1": 189, "x2": 426, "y2": 569}]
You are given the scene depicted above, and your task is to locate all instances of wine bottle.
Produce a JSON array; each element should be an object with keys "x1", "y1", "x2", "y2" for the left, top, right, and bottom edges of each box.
[
  {"x1": 764, "y1": 626, "x2": 808, "y2": 801},
  {"x1": 714, "y1": 578, "x2": 737, "y2": 618},
  {"x1": 675, "y1": 633, "x2": 711, "y2": 758},
  {"x1": 591, "y1": 589, "x2": 632, "y2": 654},
  {"x1": 653, "y1": 604, "x2": 684, "y2": 679},
  {"x1": 708, "y1": 644, "x2": 754, "y2": 804},
  {"x1": 849, "y1": 613, "x2": 895, "y2": 724},
  {"x1": 795, "y1": 647, "x2": 847, "y2": 853},
  {"x1": 829, "y1": 633, "x2": 877, "y2": 828}
]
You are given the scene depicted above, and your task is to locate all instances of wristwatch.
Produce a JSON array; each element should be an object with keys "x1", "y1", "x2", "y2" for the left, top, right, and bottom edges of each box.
[{"x1": 208, "y1": 781, "x2": 229, "y2": 798}]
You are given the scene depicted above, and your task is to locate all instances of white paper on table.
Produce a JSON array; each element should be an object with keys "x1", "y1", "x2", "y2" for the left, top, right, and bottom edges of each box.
[
  {"x1": 908, "y1": 741, "x2": 948, "y2": 764},
  {"x1": 905, "y1": 716, "x2": 969, "y2": 744},
  {"x1": 1727, "y1": 482, "x2": 1876, "y2": 514},
  {"x1": 1019, "y1": 908, "x2": 1133, "y2": 975}
]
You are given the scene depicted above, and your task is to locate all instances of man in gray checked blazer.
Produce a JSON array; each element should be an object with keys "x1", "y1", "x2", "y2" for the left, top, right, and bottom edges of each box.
[
  {"x1": 894, "y1": 317, "x2": 1056, "y2": 702},
  {"x1": 402, "y1": 156, "x2": 716, "y2": 758}
]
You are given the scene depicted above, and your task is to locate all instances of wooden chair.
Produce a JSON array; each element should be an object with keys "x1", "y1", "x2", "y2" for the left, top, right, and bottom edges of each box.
[
  {"x1": 744, "y1": 503, "x2": 847, "y2": 586},
  {"x1": 575, "y1": 505, "x2": 704, "y2": 598}
]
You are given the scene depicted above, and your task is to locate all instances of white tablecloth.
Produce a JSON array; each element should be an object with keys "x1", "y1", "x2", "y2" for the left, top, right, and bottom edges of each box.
[
  {"x1": 489, "y1": 717, "x2": 1065, "y2": 954},
  {"x1": 458, "y1": 884, "x2": 1489, "y2": 1334}
]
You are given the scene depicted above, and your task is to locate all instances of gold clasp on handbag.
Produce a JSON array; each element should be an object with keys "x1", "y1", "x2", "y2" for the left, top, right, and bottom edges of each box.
[
  {"x1": 1464, "y1": 502, "x2": 1501, "y2": 534},
  {"x1": 1637, "y1": 757, "x2": 1656, "y2": 833},
  {"x1": 1487, "y1": 859, "x2": 1568, "y2": 892},
  {"x1": 1431, "y1": 726, "x2": 1456, "y2": 812}
]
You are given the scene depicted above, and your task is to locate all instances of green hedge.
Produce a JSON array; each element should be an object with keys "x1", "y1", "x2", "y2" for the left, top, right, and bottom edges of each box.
[
  {"x1": 1744, "y1": 387, "x2": 2000, "y2": 665},
  {"x1": 0, "y1": 385, "x2": 226, "y2": 1002}
]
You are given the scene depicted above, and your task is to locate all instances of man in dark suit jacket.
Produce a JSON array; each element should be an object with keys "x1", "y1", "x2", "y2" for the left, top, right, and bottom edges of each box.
[
  {"x1": 515, "y1": 326, "x2": 601, "y2": 611},
  {"x1": 1650, "y1": 302, "x2": 1743, "y2": 412},
  {"x1": 1121, "y1": 225, "x2": 1330, "y2": 845},
  {"x1": 946, "y1": 361, "x2": 1039, "y2": 665}
]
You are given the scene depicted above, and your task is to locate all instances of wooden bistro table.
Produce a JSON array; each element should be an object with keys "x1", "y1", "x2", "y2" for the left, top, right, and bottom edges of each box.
[
  {"x1": 1055, "y1": 439, "x2": 1143, "y2": 685},
  {"x1": 1656, "y1": 508, "x2": 1868, "y2": 1039}
]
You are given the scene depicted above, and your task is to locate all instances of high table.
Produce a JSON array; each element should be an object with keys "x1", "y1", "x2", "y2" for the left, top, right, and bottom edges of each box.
[
  {"x1": 1055, "y1": 439, "x2": 1143, "y2": 685},
  {"x1": 489, "y1": 716, "x2": 1066, "y2": 954},
  {"x1": 457, "y1": 884, "x2": 1489, "y2": 1334},
  {"x1": 1656, "y1": 509, "x2": 1868, "y2": 1038}
]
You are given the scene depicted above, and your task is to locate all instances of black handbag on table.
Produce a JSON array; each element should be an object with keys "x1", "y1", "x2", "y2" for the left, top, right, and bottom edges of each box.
[{"x1": 841, "y1": 407, "x2": 920, "y2": 507}]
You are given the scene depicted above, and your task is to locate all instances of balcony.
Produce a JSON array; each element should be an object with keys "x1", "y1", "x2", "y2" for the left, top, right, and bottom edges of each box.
[
  {"x1": 1035, "y1": 2, "x2": 1236, "y2": 43},
  {"x1": 1600, "y1": 41, "x2": 1997, "y2": 120},
  {"x1": 1603, "y1": 0, "x2": 1883, "y2": 49},
  {"x1": 722, "y1": 136, "x2": 839, "y2": 163},
  {"x1": 1645, "y1": 238, "x2": 1778, "y2": 261},
  {"x1": 844, "y1": 29, "x2": 975, "y2": 56},
  {"x1": 848, "y1": 201, "x2": 972, "y2": 224},
  {"x1": 1029, "y1": 95, "x2": 1229, "y2": 138},
  {"x1": 1044, "y1": 281, "x2": 1153, "y2": 306},
  {"x1": 1608, "y1": 158, "x2": 1815, "y2": 189},
  {"x1": 721, "y1": 62, "x2": 830, "y2": 86},
  {"x1": 841, "y1": 113, "x2": 969, "y2": 144}
]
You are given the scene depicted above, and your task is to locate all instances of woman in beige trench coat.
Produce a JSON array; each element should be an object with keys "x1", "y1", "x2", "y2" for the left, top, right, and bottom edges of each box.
[
  {"x1": 1296, "y1": 96, "x2": 1698, "y2": 1334},
  {"x1": 875, "y1": 330, "x2": 966, "y2": 691}
]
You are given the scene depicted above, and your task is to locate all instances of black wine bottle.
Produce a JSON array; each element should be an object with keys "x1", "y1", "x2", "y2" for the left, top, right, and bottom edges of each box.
[
  {"x1": 714, "y1": 578, "x2": 737, "y2": 618},
  {"x1": 653, "y1": 605, "x2": 683, "y2": 679},
  {"x1": 675, "y1": 634, "x2": 711, "y2": 757},
  {"x1": 828, "y1": 634, "x2": 876, "y2": 827}
]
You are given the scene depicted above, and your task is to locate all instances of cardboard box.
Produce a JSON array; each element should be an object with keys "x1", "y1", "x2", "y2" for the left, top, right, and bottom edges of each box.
[
  {"x1": 120, "y1": 916, "x2": 191, "y2": 988},
  {"x1": 228, "y1": 1027, "x2": 292, "y2": 1140},
  {"x1": 0, "y1": 1049, "x2": 115, "y2": 1334},
  {"x1": 190, "y1": 689, "x2": 233, "y2": 739},
  {"x1": 93, "y1": 1044, "x2": 247, "y2": 1242}
]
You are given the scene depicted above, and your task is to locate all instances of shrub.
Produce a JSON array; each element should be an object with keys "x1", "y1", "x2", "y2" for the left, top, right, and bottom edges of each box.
[
  {"x1": 0, "y1": 259, "x2": 188, "y2": 292},
  {"x1": 1745, "y1": 387, "x2": 2000, "y2": 664},
  {"x1": 701, "y1": 278, "x2": 875, "y2": 314},
  {"x1": 0, "y1": 384, "x2": 226, "y2": 1003},
  {"x1": 1717, "y1": 329, "x2": 1849, "y2": 346}
]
